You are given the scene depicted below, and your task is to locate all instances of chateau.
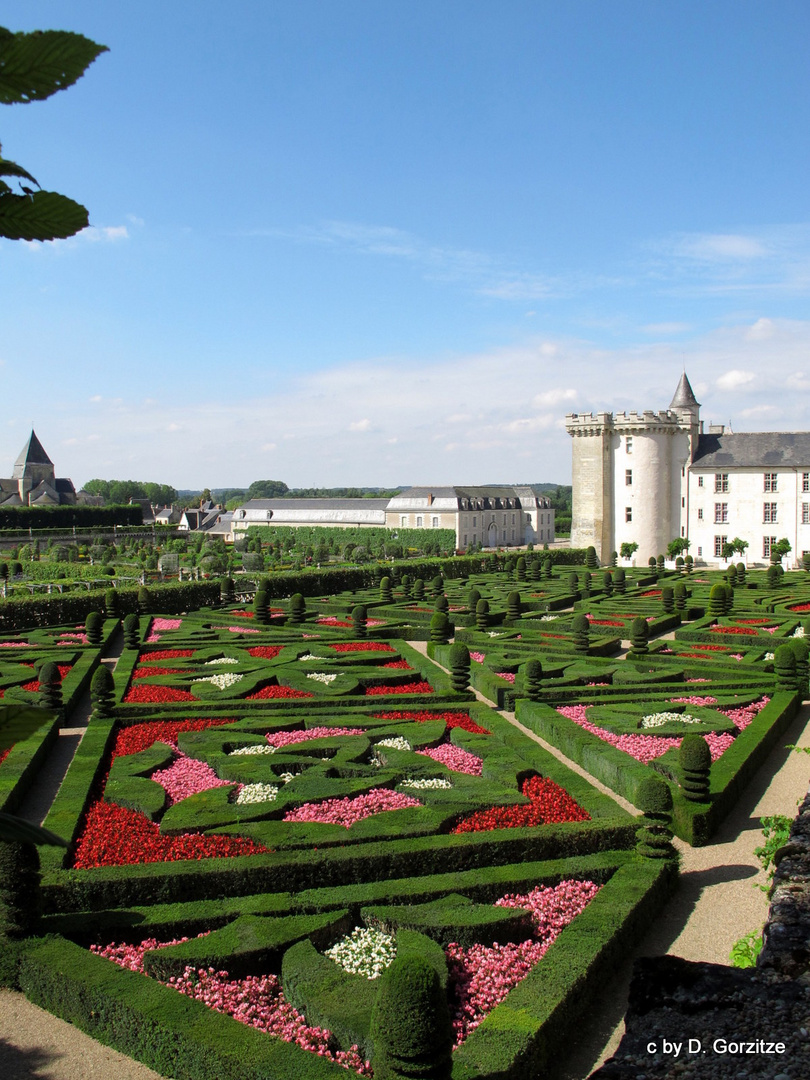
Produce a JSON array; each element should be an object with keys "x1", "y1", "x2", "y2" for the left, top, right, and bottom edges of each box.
[{"x1": 566, "y1": 373, "x2": 810, "y2": 568}]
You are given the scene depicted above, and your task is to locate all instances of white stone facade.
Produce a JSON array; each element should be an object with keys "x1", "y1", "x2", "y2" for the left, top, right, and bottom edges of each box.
[{"x1": 567, "y1": 374, "x2": 810, "y2": 568}]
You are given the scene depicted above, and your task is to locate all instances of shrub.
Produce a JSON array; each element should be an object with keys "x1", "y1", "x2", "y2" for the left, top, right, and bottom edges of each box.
[
  {"x1": 787, "y1": 638, "x2": 810, "y2": 699},
  {"x1": 104, "y1": 588, "x2": 120, "y2": 619},
  {"x1": 122, "y1": 613, "x2": 140, "y2": 650},
  {"x1": 767, "y1": 564, "x2": 782, "y2": 588},
  {"x1": 585, "y1": 546, "x2": 598, "y2": 569},
  {"x1": 429, "y1": 612, "x2": 451, "y2": 646},
  {"x1": 413, "y1": 579, "x2": 425, "y2": 601},
  {"x1": 515, "y1": 556, "x2": 527, "y2": 581},
  {"x1": 38, "y1": 662, "x2": 63, "y2": 713},
  {"x1": 380, "y1": 577, "x2": 393, "y2": 603},
  {"x1": 369, "y1": 955, "x2": 453, "y2": 1080},
  {"x1": 736, "y1": 562, "x2": 746, "y2": 586},
  {"x1": 542, "y1": 556, "x2": 553, "y2": 579},
  {"x1": 475, "y1": 599, "x2": 489, "y2": 632},
  {"x1": 567, "y1": 571, "x2": 579, "y2": 595},
  {"x1": 252, "y1": 589, "x2": 270, "y2": 625},
  {"x1": 467, "y1": 588, "x2": 481, "y2": 613},
  {"x1": 656, "y1": 554, "x2": 665, "y2": 573},
  {"x1": 675, "y1": 556, "x2": 684, "y2": 571},
  {"x1": 673, "y1": 582, "x2": 687, "y2": 611},
  {"x1": 630, "y1": 617, "x2": 649, "y2": 656},
  {"x1": 506, "y1": 591, "x2": 521, "y2": 620},
  {"x1": 448, "y1": 643, "x2": 470, "y2": 692},
  {"x1": 352, "y1": 605, "x2": 368, "y2": 639},
  {"x1": 433, "y1": 595, "x2": 449, "y2": 614},
  {"x1": 684, "y1": 554, "x2": 693, "y2": 573},
  {"x1": 0, "y1": 840, "x2": 40, "y2": 986},
  {"x1": 288, "y1": 593, "x2": 306, "y2": 625},
  {"x1": 524, "y1": 659, "x2": 543, "y2": 701},
  {"x1": 220, "y1": 577, "x2": 235, "y2": 602},
  {"x1": 610, "y1": 550, "x2": 618, "y2": 567},
  {"x1": 635, "y1": 775, "x2": 674, "y2": 859},
  {"x1": 401, "y1": 574, "x2": 412, "y2": 598},
  {"x1": 137, "y1": 587, "x2": 151, "y2": 615},
  {"x1": 602, "y1": 570, "x2": 613, "y2": 597},
  {"x1": 613, "y1": 567, "x2": 626, "y2": 594},
  {"x1": 679, "y1": 735, "x2": 711, "y2": 803},
  {"x1": 661, "y1": 587, "x2": 674, "y2": 615},
  {"x1": 571, "y1": 613, "x2": 590, "y2": 654},
  {"x1": 774, "y1": 645, "x2": 797, "y2": 692},
  {"x1": 431, "y1": 576, "x2": 444, "y2": 597},
  {"x1": 84, "y1": 610, "x2": 103, "y2": 645},
  {"x1": 90, "y1": 666, "x2": 116, "y2": 719},
  {"x1": 708, "y1": 584, "x2": 726, "y2": 619}
]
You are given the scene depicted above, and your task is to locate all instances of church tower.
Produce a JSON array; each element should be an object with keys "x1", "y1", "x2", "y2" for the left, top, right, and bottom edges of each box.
[
  {"x1": 12, "y1": 431, "x2": 56, "y2": 502},
  {"x1": 566, "y1": 374, "x2": 701, "y2": 564}
]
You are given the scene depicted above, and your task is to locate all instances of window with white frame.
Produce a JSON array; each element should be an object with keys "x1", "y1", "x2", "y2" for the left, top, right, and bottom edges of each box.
[
  {"x1": 625, "y1": 506, "x2": 632, "y2": 522},
  {"x1": 472, "y1": 517, "x2": 476, "y2": 527},
  {"x1": 698, "y1": 476, "x2": 704, "y2": 487},
  {"x1": 697, "y1": 546, "x2": 703, "y2": 557},
  {"x1": 714, "y1": 535, "x2": 727, "y2": 558},
  {"x1": 764, "y1": 473, "x2": 778, "y2": 492},
  {"x1": 763, "y1": 536, "x2": 777, "y2": 558},
  {"x1": 625, "y1": 469, "x2": 632, "y2": 485},
  {"x1": 804, "y1": 473, "x2": 810, "y2": 493},
  {"x1": 626, "y1": 436, "x2": 633, "y2": 453},
  {"x1": 803, "y1": 503, "x2": 810, "y2": 525},
  {"x1": 714, "y1": 473, "x2": 729, "y2": 493},
  {"x1": 698, "y1": 508, "x2": 703, "y2": 520},
  {"x1": 400, "y1": 516, "x2": 407, "y2": 527},
  {"x1": 763, "y1": 502, "x2": 777, "y2": 523},
  {"x1": 714, "y1": 503, "x2": 728, "y2": 523},
  {"x1": 416, "y1": 515, "x2": 423, "y2": 527},
  {"x1": 432, "y1": 516, "x2": 439, "y2": 528}
]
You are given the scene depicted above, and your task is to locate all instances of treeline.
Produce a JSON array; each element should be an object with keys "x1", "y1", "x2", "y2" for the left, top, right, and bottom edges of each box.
[
  {"x1": 0, "y1": 504, "x2": 142, "y2": 530},
  {"x1": 82, "y1": 480, "x2": 178, "y2": 506}
]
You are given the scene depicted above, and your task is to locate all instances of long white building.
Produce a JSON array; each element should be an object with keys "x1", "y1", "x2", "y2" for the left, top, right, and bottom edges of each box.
[{"x1": 566, "y1": 373, "x2": 810, "y2": 567}]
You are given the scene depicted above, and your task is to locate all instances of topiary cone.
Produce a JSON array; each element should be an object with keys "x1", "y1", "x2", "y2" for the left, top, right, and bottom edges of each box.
[
  {"x1": 661, "y1": 586, "x2": 674, "y2": 614},
  {"x1": 507, "y1": 590, "x2": 521, "y2": 619},
  {"x1": 708, "y1": 584, "x2": 726, "y2": 618},
  {"x1": 413, "y1": 578, "x2": 425, "y2": 601},
  {"x1": 90, "y1": 665, "x2": 116, "y2": 719},
  {"x1": 448, "y1": 642, "x2": 470, "y2": 692},
  {"x1": 635, "y1": 775, "x2": 675, "y2": 859},
  {"x1": 370, "y1": 955, "x2": 453, "y2": 1080},
  {"x1": 630, "y1": 616, "x2": 649, "y2": 656},
  {"x1": 137, "y1": 586, "x2": 151, "y2": 614},
  {"x1": 122, "y1": 613, "x2": 140, "y2": 649},
  {"x1": 774, "y1": 644, "x2": 798, "y2": 692},
  {"x1": 679, "y1": 734, "x2": 711, "y2": 803},
  {"x1": 571, "y1": 613, "x2": 590, "y2": 654},
  {"x1": 613, "y1": 567, "x2": 626, "y2": 594},
  {"x1": 380, "y1": 577, "x2": 393, "y2": 602},
  {"x1": 434, "y1": 594, "x2": 449, "y2": 613},
  {"x1": 475, "y1": 599, "x2": 489, "y2": 632},
  {"x1": 84, "y1": 610, "x2": 103, "y2": 645},
  {"x1": 288, "y1": 593, "x2": 306, "y2": 625},
  {"x1": 352, "y1": 604, "x2": 368, "y2": 639},
  {"x1": 429, "y1": 612, "x2": 451, "y2": 645},
  {"x1": 253, "y1": 589, "x2": 270, "y2": 624},
  {"x1": 524, "y1": 658, "x2": 543, "y2": 701},
  {"x1": 37, "y1": 662, "x2": 62, "y2": 714}
]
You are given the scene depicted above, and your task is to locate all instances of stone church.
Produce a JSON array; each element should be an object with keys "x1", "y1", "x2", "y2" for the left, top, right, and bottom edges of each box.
[
  {"x1": 0, "y1": 431, "x2": 98, "y2": 507},
  {"x1": 566, "y1": 373, "x2": 810, "y2": 568}
]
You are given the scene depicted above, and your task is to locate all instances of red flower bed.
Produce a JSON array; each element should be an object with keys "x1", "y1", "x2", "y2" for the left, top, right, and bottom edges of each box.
[
  {"x1": 451, "y1": 775, "x2": 589, "y2": 833},
  {"x1": 316, "y1": 617, "x2": 353, "y2": 627},
  {"x1": 789, "y1": 603, "x2": 810, "y2": 613},
  {"x1": 72, "y1": 801, "x2": 268, "y2": 868},
  {"x1": 124, "y1": 685, "x2": 199, "y2": 703},
  {"x1": 0, "y1": 747, "x2": 10, "y2": 766},
  {"x1": 132, "y1": 667, "x2": 192, "y2": 679},
  {"x1": 364, "y1": 680, "x2": 434, "y2": 696},
  {"x1": 113, "y1": 718, "x2": 234, "y2": 760},
  {"x1": 381, "y1": 660, "x2": 413, "y2": 670},
  {"x1": 22, "y1": 663, "x2": 72, "y2": 690},
  {"x1": 709, "y1": 625, "x2": 756, "y2": 635},
  {"x1": 373, "y1": 710, "x2": 489, "y2": 734},
  {"x1": 587, "y1": 618, "x2": 624, "y2": 627},
  {"x1": 330, "y1": 642, "x2": 395, "y2": 653},
  {"x1": 689, "y1": 644, "x2": 728, "y2": 652},
  {"x1": 246, "y1": 685, "x2": 314, "y2": 699},
  {"x1": 542, "y1": 633, "x2": 567, "y2": 640},
  {"x1": 639, "y1": 590, "x2": 661, "y2": 598},
  {"x1": 736, "y1": 618, "x2": 776, "y2": 625},
  {"x1": 138, "y1": 649, "x2": 195, "y2": 662},
  {"x1": 230, "y1": 610, "x2": 254, "y2": 618},
  {"x1": 247, "y1": 646, "x2": 283, "y2": 660}
]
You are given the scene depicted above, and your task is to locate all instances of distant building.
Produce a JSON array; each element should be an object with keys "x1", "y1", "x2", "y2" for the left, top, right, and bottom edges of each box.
[
  {"x1": 566, "y1": 373, "x2": 810, "y2": 567},
  {"x1": 0, "y1": 431, "x2": 99, "y2": 507},
  {"x1": 231, "y1": 487, "x2": 554, "y2": 549}
]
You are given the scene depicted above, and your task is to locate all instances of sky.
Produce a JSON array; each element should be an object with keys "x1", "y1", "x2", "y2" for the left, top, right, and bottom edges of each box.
[{"x1": 2, "y1": 1, "x2": 809, "y2": 490}]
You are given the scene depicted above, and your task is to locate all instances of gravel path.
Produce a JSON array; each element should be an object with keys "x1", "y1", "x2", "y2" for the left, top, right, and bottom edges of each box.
[{"x1": 1, "y1": 641, "x2": 807, "y2": 1080}]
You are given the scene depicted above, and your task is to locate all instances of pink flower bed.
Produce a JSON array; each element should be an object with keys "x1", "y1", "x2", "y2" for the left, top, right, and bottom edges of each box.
[
  {"x1": 496, "y1": 672, "x2": 516, "y2": 683},
  {"x1": 364, "y1": 680, "x2": 434, "y2": 696},
  {"x1": 469, "y1": 652, "x2": 486, "y2": 664},
  {"x1": 151, "y1": 753, "x2": 232, "y2": 804},
  {"x1": 211, "y1": 625, "x2": 262, "y2": 634},
  {"x1": 417, "y1": 743, "x2": 483, "y2": 775},
  {"x1": 0, "y1": 641, "x2": 32, "y2": 647},
  {"x1": 330, "y1": 642, "x2": 395, "y2": 653},
  {"x1": 265, "y1": 726, "x2": 365, "y2": 748},
  {"x1": 146, "y1": 617, "x2": 183, "y2": 643},
  {"x1": 283, "y1": 787, "x2": 421, "y2": 828},
  {"x1": 669, "y1": 695, "x2": 717, "y2": 705},
  {"x1": 93, "y1": 937, "x2": 370, "y2": 1074},
  {"x1": 447, "y1": 879, "x2": 600, "y2": 1044}
]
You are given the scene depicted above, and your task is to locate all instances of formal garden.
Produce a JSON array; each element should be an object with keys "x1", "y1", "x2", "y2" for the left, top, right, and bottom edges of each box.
[{"x1": 1, "y1": 548, "x2": 808, "y2": 1079}]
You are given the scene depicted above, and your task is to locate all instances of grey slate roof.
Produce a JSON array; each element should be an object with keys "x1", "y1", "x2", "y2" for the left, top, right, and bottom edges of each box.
[
  {"x1": 692, "y1": 432, "x2": 810, "y2": 469},
  {"x1": 670, "y1": 372, "x2": 700, "y2": 410},
  {"x1": 12, "y1": 430, "x2": 53, "y2": 477},
  {"x1": 243, "y1": 499, "x2": 390, "y2": 511}
]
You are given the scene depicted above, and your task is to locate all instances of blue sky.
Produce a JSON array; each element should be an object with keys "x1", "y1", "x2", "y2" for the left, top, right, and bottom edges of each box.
[{"x1": 2, "y1": 2, "x2": 809, "y2": 489}]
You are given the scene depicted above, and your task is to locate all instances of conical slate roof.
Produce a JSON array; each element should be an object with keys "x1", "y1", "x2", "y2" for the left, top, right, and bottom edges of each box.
[
  {"x1": 670, "y1": 372, "x2": 700, "y2": 410},
  {"x1": 12, "y1": 430, "x2": 53, "y2": 478}
]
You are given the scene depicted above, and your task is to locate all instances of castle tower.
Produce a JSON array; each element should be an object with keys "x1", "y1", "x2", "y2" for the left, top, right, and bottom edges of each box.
[
  {"x1": 566, "y1": 375, "x2": 701, "y2": 564},
  {"x1": 12, "y1": 430, "x2": 55, "y2": 501}
]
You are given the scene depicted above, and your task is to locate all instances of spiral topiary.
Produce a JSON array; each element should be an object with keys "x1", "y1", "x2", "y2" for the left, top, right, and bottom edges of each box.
[
  {"x1": 515, "y1": 556, "x2": 526, "y2": 581},
  {"x1": 220, "y1": 577, "x2": 235, "y2": 603},
  {"x1": 137, "y1": 586, "x2": 151, "y2": 614},
  {"x1": 661, "y1": 586, "x2": 674, "y2": 614},
  {"x1": 767, "y1": 564, "x2": 782, "y2": 588},
  {"x1": 527, "y1": 556, "x2": 540, "y2": 582},
  {"x1": 635, "y1": 774, "x2": 675, "y2": 859},
  {"x1": 735, "y1": 561, "x2": 746, "y2": 586},
  {"x1": 37, "y1": 662, "x2": 62, "y2": 713},
  {"x1": 675, "y1": 556, "x2": 684, "y2": 572},
  {"x1": 567, "y1": 571, "x2": 579, "y2": 595},
  {"x1": 613, "y1": 567, "x2": 626, "y2": 594},
  {"x1": 708, "y1": 584, "x2": 726, "y2": 618},
  {"x1": 122, "y1": 613, "x2": 140, "y2": 649},
  {"x1": 610, "y1": 550, "x2": 618, "y2": 567},
  {"x1": 448, "y1": 642, "x2": 471, "y2": 692},
  {"x1": 507, "y1": 590, "x2": 521, "y2": 620},
  {"x1": 475, "y1": 598, "x2": 489, "y2": 632},
  {"x1": 431, "y1": 575, "x2": 444, "y2": 597},
  {"x1": 602, "y1": 570, "x2": 613, "y2": 597},
  {"x1": 253, "y1": 589, "x2": 270, "y2": 625},
  {"x1": 429, "y1": 611, "x2": 451, "y2": 646},
  {"x1": 84, "y1": 610, "x2": 103, "y2": 645},
  {"x1": 674, "y1": 582, "x2": 687, "y2": 611},
  {"x1": 401, "y1": 574, "x2": 412, "y2": 598},
  {"x1": 352, "y1": 604, "x2": 368, "y2": 639},
  {"x1": 542, "y1": 556, "x2": 553, "y2": 579},
  {"x1": 788, "y1": 638, "x2": 809, "y2": 700},
  {"x1": 468, "y1": 587, "x2": 481, "y2": 613},
  {"x1": 104, "y1": 588, "x2": 120, "y2": 619},
  {"x1": 679, "y1": 734, "x2": 711, "y2": 803},
  {"x1": 571, "y1": 613, "x2": 590, "y2": 654},
  {"x1": 524, "y1": 658, "x2": 543, "y2": 701},
  {"x1": 585, "y1": 545, "x2": 598, "y2": 569},
  {"x1": 380, "y1": 577, "x2": 393, "y2": 603},
  {"x1": 288, "y1": 593, "x2": 306, "y2": 625},
  {"x1": 413, "y1": 578, "x2": 425, "y2": 601},
  {"x1": 369, "y1": 955, "x2": 453, "y2": 1080},
  {"x1": 774, "y1": 644, "x2": 798, "y2": 692},
  {"x1": 630, "y1": 616, "x2": 649, "y2": 656},
  {"x1": 90, "y1": 665, "x2": 116, "y2": 719},
  {"x1": 434, "y1": 594, "x2": 449, "y2": 613}
]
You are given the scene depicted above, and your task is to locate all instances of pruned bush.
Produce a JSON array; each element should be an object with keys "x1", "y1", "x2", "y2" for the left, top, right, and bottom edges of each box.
[
  {"x1": 429, "y1": 611, "x2": 451, "y2": 645},
  {"x1": 84, "y1": 610, "x2": 103, "y2": 645},
  {"x1": 37, "y1": 662, "x2": 62, "y2": 713},
  {"x1": 122, "y1": 613, "x2": 140, "y2": 649},
  {"x1": 475, "y1": 598, "x2": 489, "y2": 632},
  {"x1": 630, "y1": 616, "x2": 649, "y2": 656},
  {"x1": 524, "y1": 658, "x2": 543, "y2": 701},
  {"x1": 370, "y1": 955, "x2": 453, "y2": 1080},
  {"x1": 506, "y1": 590, "x2": 521, "y2": 619},
  {"x1": 448, "y1": 643, "x2": 470, "y2": 692},
  {"x1": 679, "y1": 734, "x2": 711, "y2": 803},
  {"x1": 90, "y1": 666, "x2": 115, "y2": 719},
  {"x1": 635, "y1": 775, "x2": 675, "y2": 859},
  {"x1": 352, "y1": 604, "x2": 368, "y2": 639},
  {"x1": 288, "y1": 593, "x2": 306, "y2": 625}
]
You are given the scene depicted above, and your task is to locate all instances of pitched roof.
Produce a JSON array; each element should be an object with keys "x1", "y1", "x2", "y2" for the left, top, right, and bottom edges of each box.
[
  {"x1": 670, "y1": 372, "x2": 700, "y2": 410},
  {"x1": 12, "y1": 430, "x2": 53, "y2": 477},
  {"x1": 692, "y1": 432, "x2": 810, "y2": 468}
]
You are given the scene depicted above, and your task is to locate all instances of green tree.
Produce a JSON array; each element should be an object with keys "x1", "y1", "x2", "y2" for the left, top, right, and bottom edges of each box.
[
  {"x1": 0, "y1": 27, "x2": 107, "y2": 241},
  {"x1": 620, "y1": 541, "x2": 638, "y2": 561},
  {"x1": 666, "y1": 538, "x2": 689, "y2": 559},
  {"x1": 247, "y1": 480, "x2": 289, "y2": 500}
]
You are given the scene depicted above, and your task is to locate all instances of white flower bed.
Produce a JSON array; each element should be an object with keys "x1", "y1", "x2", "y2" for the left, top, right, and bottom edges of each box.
[
  {"x1": 194, "y1": 672, "x2": 244, "y2": 690},
  {"x1": 230, "y1": 744, "x2": 275, "y2": 756},
  {"x1": 299, "y1": 653, "x2": 318, "y2": 661},
  {"x1": 376, "y1": 737, "x2": 411, "y2": 751},
  {"x1": 307, "y1": 672, "x2": 340, "y2": 684},
  {"x1": 540, "y1": 614, "x2": 559, "y2": 622},
  {"x1": 400, "y1": 777, "x2": 452, "y2": 790},
  {"x1": 206, "y1": 657, "x2": 237, "y2": 666},
  {"x1": 793, "y1": 626, "x2": 805, "y2": 638},
  {"x1": 325, "y1": 927, "x2": 396, "y2": 979},
  {"x1": 764, "y1": 652, "x2": 775, "y2": 661},
  {"x1": 487, "y1": 631, "x2": 503, "y2": 637},
  {"x1": 641, "y1": 711, "x2": 701, "y2": 729},
  {"x1": 236, "y1": 782, "x2": 279, "y2": 805}
]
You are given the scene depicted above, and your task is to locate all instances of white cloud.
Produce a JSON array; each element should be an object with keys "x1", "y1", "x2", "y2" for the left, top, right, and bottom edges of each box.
[
  {"x1": 531, "y1": 388, "x2": 578, "y2": 409},
  {"x1": 81, "y1": 225, "x2": 129, "y2": 243},
  {"x1": 787, "y1": 372, "x2": 810, "y2": 392},
  {"x1": 89, "y1": 394, "x2": 102, "y2": 403},
  {"x1": 641, "y1": 322, "x2": 691, "y2": 335},
  {"x1": 349, "y1": 418, "x2": 372, "y2": 432},
  {"x1": 716, "y1": 369, "x2": 756, "y2": 391},
  {"x1": 261, "y1": 442, "x2": 277, "y2": 451},
  {"x1": 672, "y1": 233, "x2": 769, "y2": 262},
  {"x1": 739, "y1": 405, "x2": 778, "y2": 418}
]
